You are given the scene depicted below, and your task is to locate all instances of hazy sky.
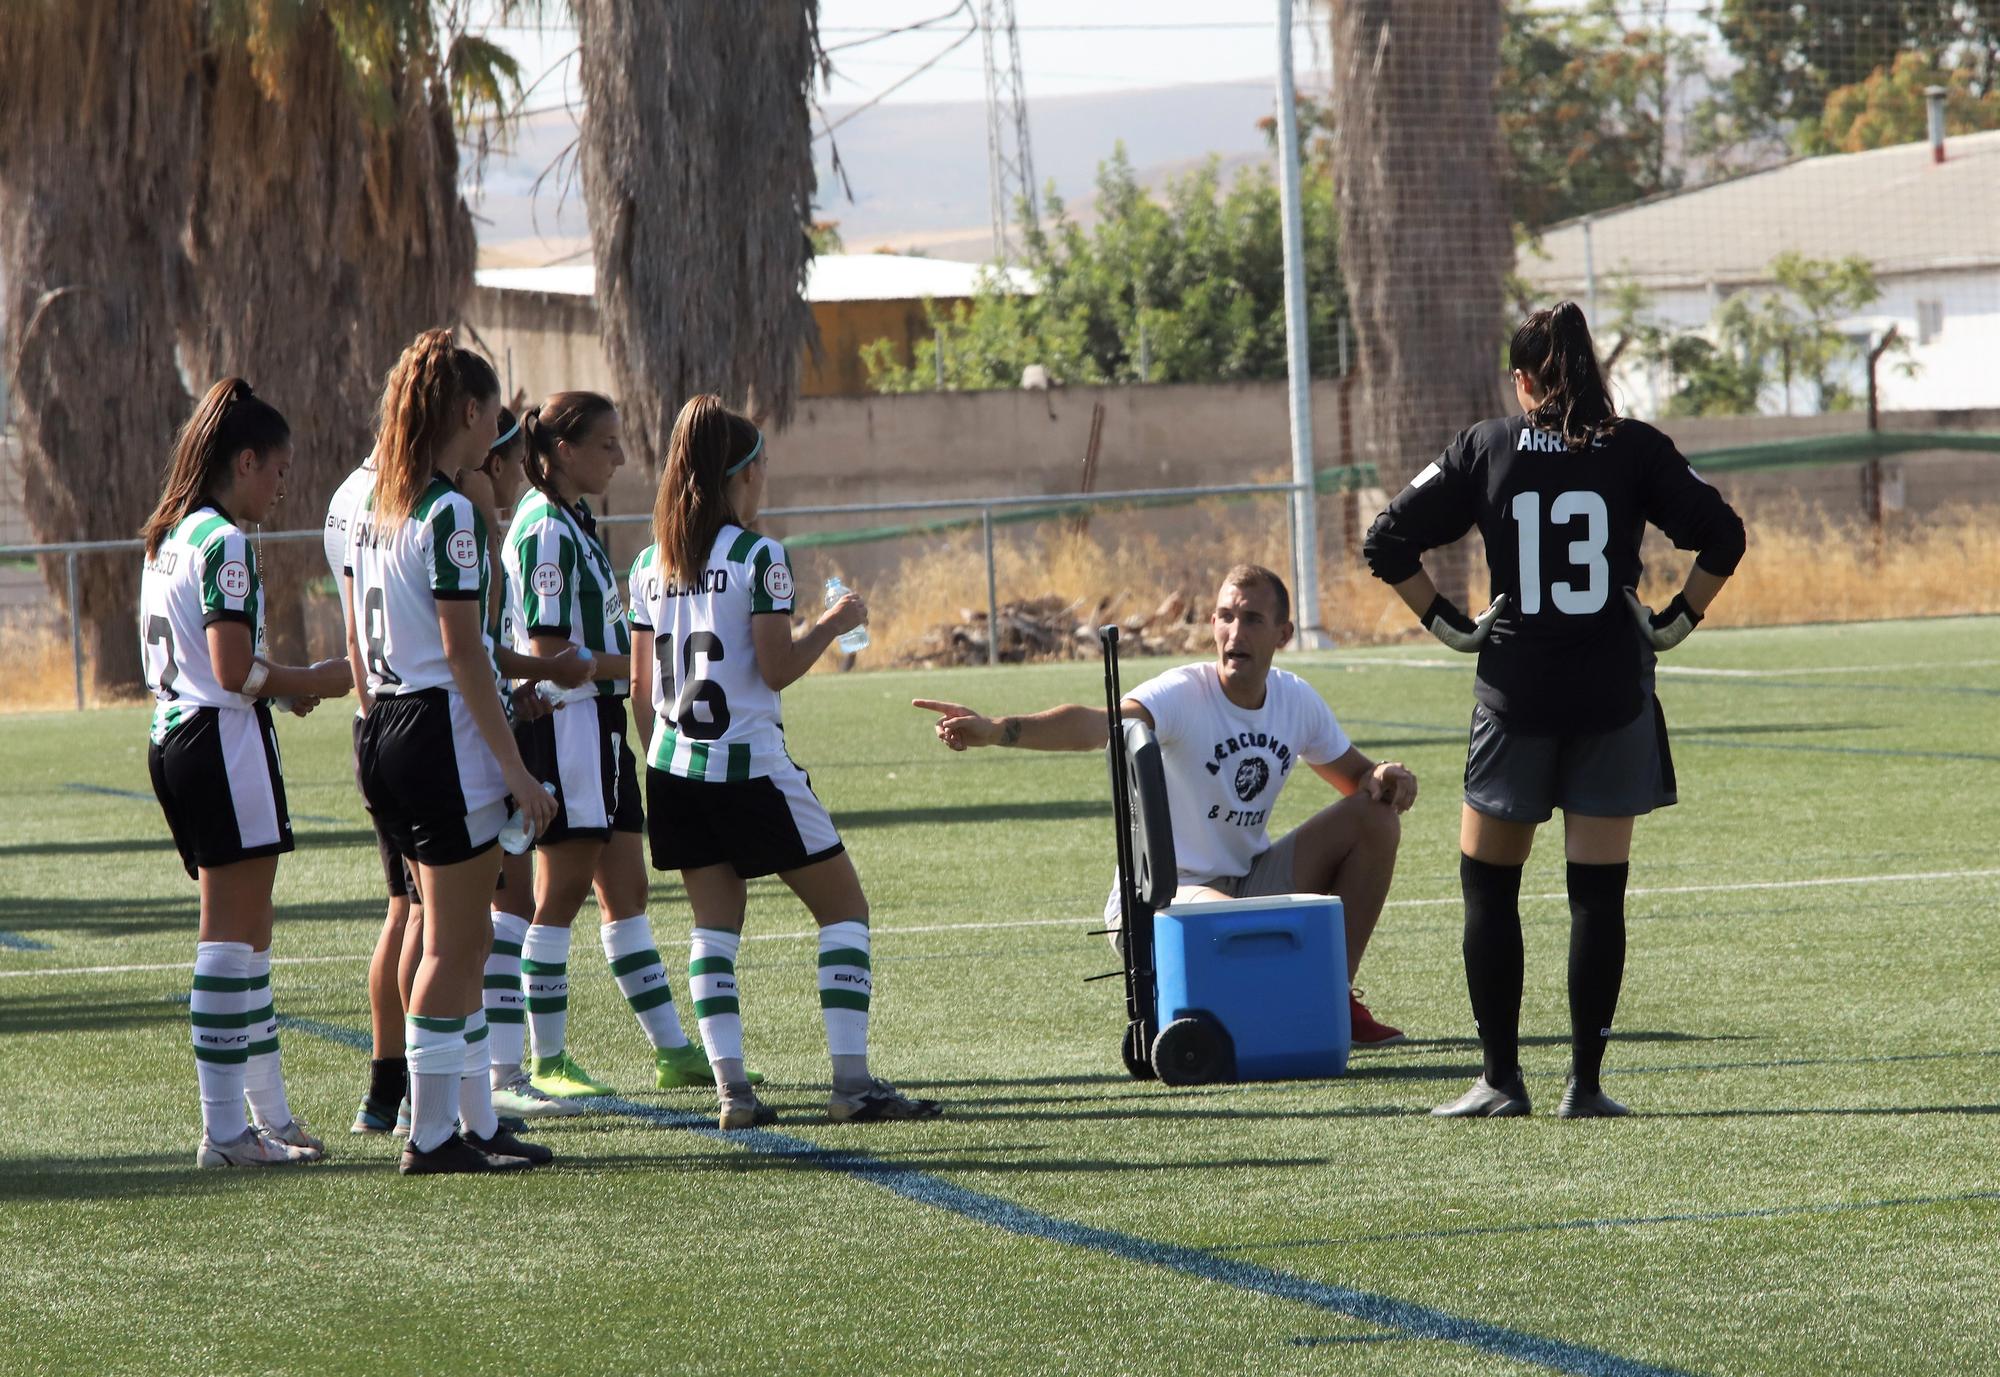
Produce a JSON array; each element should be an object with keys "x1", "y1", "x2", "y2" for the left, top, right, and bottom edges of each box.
[{"x1": 489, "y1": 2, "x2": 1326, "y2": 119}]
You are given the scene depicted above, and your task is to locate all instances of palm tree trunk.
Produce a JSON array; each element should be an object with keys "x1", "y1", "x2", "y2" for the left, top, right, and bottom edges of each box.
[
  {"x1": 178, "y1": 12, "x2": 474, "y2": 661},
  {"x1": 0, "y1": 2, "x2": 200, "y2": 697},
  {"x1": 1328, "y1": 1, "x2": 1511, "y2": 600},
  {"x1": 576, "y1": 0, "x2": 822, "y2": 465}
]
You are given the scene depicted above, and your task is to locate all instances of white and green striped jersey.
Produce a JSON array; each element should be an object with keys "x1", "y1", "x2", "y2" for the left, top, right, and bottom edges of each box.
[
  {"x1": 140, "y1": 504, "x2": 265, "y2": 742},
  {"x1": 343, "y1": 472, "x2": 489, "y2": 697},
  {"x1": 627, "y1": 526, "x2": 795, "y2": 780},
  {"x1": 503, "y1": 490, "x2": 630, "y2": 698}
]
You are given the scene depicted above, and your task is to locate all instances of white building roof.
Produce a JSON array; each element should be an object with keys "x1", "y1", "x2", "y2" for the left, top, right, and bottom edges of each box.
[
  {"x1": 474, "y1": 253, "x2": 1035, "y2": 303},
  {"x1": 1521, "y1": 129, "x2": 2000, "y2": 295}
]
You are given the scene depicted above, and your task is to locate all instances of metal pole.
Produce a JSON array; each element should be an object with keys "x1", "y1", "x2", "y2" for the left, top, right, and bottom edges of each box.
[
  {"x1": 66, "y1": 551, "x2": 84, "y2": 710},
  {"x1": 1583, "y1": 214, "x2": 1598, "y2": 323},
  {"x1": 982, "y1": 506, "x2": 999, "y2": 667},
  {"x1": 1274, "y1": 0, "x2": 1327, "y2": 648}
]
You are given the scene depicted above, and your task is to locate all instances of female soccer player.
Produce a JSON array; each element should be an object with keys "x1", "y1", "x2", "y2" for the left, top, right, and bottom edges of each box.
[
  {"x1": 628, "y1": 394, "x2": 940, "y2": 1129},
  {"x1": 502, "y1": 391, "x2": 713, "y2": 1098},
  {"x1": 344, "y1": 330, "x2": 558, "y2": 1173},
  {"x1": 140, "y1": 377, "x2": 353, "y2": 1167},
  {"x1": 458, "y1": 408, "x2": 588, "y2": 1120},
  {"x1": 1363, "y1": 300, "x2": 1745, "y2": 1119}
]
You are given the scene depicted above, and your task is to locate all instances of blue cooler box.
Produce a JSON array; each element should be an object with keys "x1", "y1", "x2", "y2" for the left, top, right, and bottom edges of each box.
[{"x1": 1153, "y1": 894, "x2": 1350, "y2": 1080}]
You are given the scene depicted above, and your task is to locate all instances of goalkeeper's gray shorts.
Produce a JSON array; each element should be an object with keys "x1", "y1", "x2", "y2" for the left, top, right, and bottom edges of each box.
[{"x1": 1463, "y1": 696, "x2": 1676, "y2": 825}]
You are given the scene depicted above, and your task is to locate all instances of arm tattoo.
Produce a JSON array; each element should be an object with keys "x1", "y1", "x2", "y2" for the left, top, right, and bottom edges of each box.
[{"x1": 1000, "y1": 716, "x2": 1022, "y2": 747}]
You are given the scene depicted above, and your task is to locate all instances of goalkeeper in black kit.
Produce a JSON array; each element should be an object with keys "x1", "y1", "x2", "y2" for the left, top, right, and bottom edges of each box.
[{"x1": 1363, "y1": 300, "x2": 1746, "y2": 1119}]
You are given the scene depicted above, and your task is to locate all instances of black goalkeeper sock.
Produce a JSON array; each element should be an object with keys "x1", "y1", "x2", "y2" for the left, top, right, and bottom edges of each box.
[
  {"x1": 1460, "y1": 853, "x2": 1525, "y2": 1085},
  {"x1": 1566, "y1": 861, "x2": 1630, "y2": 1095},
  {"x1": 368, "y1": 1055, "x2": 409, "y2": 1110}
]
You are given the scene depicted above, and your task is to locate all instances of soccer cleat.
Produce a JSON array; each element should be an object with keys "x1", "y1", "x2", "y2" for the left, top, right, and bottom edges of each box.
[
  {"x1": 1432, "y1": 1072, "x2": 1532, "y2": 1118},
  {"x1": 197, "y1": 1128, "x2": 313, "y2": 1168},
  {"x1": 828, "y1": 1078, "x2": 943, "y2": 1124},
  {"x1": 1556, "y1": 1078, "x2": 1631, "y2": 1119},
  {"x1": 654, "y1": 1042, "x2": 764, "y2": 1090},
  {"x1": 1349, "y1": 989, "x2": 1408, "y2": 1047},
  {"x1": 490, "y1": 1067, "x2": 588, "y2": 1119},
  {"x1": 529, "y1": 1052, "x2": 615, "y2": 1098},
  {"x1": 399, "y1": 1132, "x2": 532, "y2": 1176},
  {"x1": 350, "y1": 1097, "x2": 400, "y2": 1135},
  {"x1": 393, "y1": 1098, "x2": 411, "y2": 1137},
  {"x1": 257, "y1": 1119, "x2": 327, "y2": 1162},
  {"x1": 717, "y1": 1085, "x2": 777, "y2": 1131},
  {"x1": 464, "y1": 1127, "x2": 554, "y2": 1166}
]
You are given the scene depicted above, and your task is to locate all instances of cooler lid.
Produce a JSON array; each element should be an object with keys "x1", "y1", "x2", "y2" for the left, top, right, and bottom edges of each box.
[{"x1": 1158, "y1": 893, "x2": 1341, "y2": 918}]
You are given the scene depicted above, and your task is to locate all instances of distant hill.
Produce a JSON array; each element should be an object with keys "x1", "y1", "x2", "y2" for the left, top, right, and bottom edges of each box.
[{"x1": 472, "y1": 78, "x2": 1314, "y2": 268}]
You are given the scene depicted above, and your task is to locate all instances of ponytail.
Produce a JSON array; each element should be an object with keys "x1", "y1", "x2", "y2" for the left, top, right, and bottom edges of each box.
[
  {"x1": 1509, "y1": 300, "x2": 1618, "y2": 451},
  {"x1": 520, "y1": 390, "x2": 617, "y2": 502},
  {"x1": 373, "y1": 328, "x2": 499, "y2": 526},
  {"x1": 652, "y1": 394, "x2": 762, "y2": 586},
  {"x1": 142, "y1": 378, "x2": 290, "y2": 557}
]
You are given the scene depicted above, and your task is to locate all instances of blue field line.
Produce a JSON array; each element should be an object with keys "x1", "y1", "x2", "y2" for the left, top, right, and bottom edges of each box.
[
  {"x1": 63, "y1": 781, "x2": 348, "y2": 826},
  {"x1": 1265, "y1": 1188, "x2": 2000, "y2": 1250},
  {"x1": 0, "y1": 931, "x2": 51, "y2": 951},
  {"x1": 269, "y1": 1014, "x2": 1694, "y2": 1377}
]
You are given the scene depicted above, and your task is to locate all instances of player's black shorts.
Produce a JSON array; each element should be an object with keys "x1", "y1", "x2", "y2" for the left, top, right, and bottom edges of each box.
[
  {"x1": 351, "y1": 714, "x2": 411, "y2": 898},
  {"x1": 1464, "y1": 694, "x2": 1677, "y2": 824},
  {"x1": 356, "y1": 688, "x2": 507, "y2": 867},
  {"x1": 514, "y1": 695, "x2": 643, "y2": 846},
  {"x1": 646, "y1": 759, "x2": 844, "y2": 879},
  {"x1": 149, "y1": 702, "x2": 294, "y2": 879}
]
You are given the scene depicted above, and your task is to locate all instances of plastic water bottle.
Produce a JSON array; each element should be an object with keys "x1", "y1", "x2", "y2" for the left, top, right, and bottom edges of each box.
[
  {"x1": 825, "y1": 576, "x2": 870, "y2": 655},
  {"x1": 498, "y1": 782, "x2": 558, "y2": 856},
  {"x1": 536, "y1": 644, "x2": 596, "y2": 706}
]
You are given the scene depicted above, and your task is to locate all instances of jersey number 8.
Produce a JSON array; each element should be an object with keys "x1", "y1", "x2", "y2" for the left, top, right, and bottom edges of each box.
[
  {"x1": 656, "y1": 631, "x2": 730, "y2": 741},
  {"x1": 1510, "y1": 490, "x2": 1610, "y2": 616}
]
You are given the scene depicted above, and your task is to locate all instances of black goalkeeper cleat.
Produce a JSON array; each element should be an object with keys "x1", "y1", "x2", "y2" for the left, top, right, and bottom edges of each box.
[
  {"x1": 1432, "y1": 1072, "x2": 1532, "y2": 1118},
  {"x1": 464, "y1": 1127, "x2": 554, "y2": 1165},
  {"x1": 400, "y1": 1131, "x2": 533, "y2": 1175},
  {"x1": 1556, "y1": 1078, "x2": 1631, "y2": 1119}
]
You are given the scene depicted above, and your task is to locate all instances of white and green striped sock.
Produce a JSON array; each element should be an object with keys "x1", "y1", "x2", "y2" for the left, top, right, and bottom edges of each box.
[
  {"x1": 458, "y1": 1010, "x2": 498, "y2": 1140},
  {"x1": 405, "y1": 1013, "x2": 467, "y2": 1153},
  {"x1": 240, "y1": 947, "x2": 292, "y2": 1130},
  {"x1": 601, "y1": 914, "x2": 689, "y2": 1050},
  {"x1": 689, "y1": 927, "x2": 744, "y2": 1087},
  {"x1": 486, "y1": 911, "x2": 530, "y2": 1073},
  {"x1": 522, "y1": 922, "x2": 572, "y2": 1066},
  {"x1": 190, "y1": 941, "x2": 253, "y2": 1141},
  {"x1": 818, "y1": 920, "x2": 872, "y2": 1089}
]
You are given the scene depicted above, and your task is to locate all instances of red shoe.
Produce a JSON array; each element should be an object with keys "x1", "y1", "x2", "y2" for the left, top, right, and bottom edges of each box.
[{"x1": 1349, "y1": 989, "x2": 1407, "y2": 1047}]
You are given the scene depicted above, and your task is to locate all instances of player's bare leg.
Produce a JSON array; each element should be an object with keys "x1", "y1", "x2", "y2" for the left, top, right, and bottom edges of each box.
[{"x1": 1287, "y1": 795, "x2": 1404, "y2": 1046}]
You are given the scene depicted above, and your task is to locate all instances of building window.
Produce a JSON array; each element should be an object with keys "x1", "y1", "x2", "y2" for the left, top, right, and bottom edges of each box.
[{"x1": 1916, "y1": 299, "x2": 1944, "y2": 345}]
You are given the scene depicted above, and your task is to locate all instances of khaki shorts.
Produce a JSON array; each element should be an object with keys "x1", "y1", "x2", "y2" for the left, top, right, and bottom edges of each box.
[{"x1": 1174, "y1": 828, "x2": 1301, "y2": 905}]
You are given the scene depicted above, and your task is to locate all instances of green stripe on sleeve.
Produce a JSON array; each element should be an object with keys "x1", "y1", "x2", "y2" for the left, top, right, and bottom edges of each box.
[
  {"x1": 428, "y1": 503, "x2": 460, "y2": 592},
  {"x1": 725, "y1": 528, "x2": 761, "y2": 564}
]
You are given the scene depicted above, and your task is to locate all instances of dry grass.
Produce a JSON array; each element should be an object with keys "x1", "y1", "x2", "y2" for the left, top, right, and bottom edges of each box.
[
  {"x1": 858, "y1": 498, "x2": 2000, "y2": 667},
  {"x1": 0, "y1": 610, "x2": 93, "y2": 712}
]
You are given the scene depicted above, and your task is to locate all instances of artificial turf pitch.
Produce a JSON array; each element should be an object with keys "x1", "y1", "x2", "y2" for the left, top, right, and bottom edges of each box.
[{"x1": 1, "y1": 615, "x2": 1995, "y2": 1376}]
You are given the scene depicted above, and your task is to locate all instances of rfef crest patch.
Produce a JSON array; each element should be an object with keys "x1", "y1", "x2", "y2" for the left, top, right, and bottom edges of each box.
[
  {"x1": 531, "y1": 562, "x2": 564, "y2": 597},
  {"x1": 447, "y1": 529, "x2": 480, "y2": 570},
  {"x1": 216, "y1": 560, "x2": 251, "y2": 599},
  {"x1": 764, "y1": 561, "x2": 794, "y2": 603}
]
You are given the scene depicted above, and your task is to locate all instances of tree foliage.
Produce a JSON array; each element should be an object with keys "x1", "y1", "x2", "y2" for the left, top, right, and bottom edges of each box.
[
  {"x1": 1820, "y1": 48, "x2": 2000, "y2": 149},
  {"x1": 862, "y1": 148, "x2": 1343, "y2": 393},
  {"x1": 1702, "y1": 1, "x2": 2000, "y2": 155}
]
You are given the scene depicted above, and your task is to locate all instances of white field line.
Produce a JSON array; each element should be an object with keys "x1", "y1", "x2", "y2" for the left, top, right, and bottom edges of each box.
[
  {"x1": 8, "y1": 866, "x2": 1999, "y2": 979},
  {"x1": 1334, "y1": 656, "x2": 2000, "y2": 679}
]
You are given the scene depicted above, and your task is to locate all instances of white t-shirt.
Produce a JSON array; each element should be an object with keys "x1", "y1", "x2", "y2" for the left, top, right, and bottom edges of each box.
[
  {"x1": 1122, "y1": 661, "x2": 1352, "y2": 889},
  {"x1": 323, "y1": 459, "x2": 375, "y2": 583},
  {"x1": 626, "y1": 525, "x2": 796, "y2": 781},
  {"x1": 140, "y1": 504, "x2": 265, "y2": 742}
]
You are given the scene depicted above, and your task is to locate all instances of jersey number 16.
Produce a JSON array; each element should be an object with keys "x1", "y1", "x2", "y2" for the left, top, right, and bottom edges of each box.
[
  {"x1": 1510, "y1": 490, "x2": 1609, "y2": 615},
  {"x1": 655, "y1": 631, "x2": 731, "y2": 740}
]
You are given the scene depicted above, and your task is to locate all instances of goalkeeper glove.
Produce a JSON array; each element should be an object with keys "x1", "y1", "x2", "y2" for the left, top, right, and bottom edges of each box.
[
  {"x1": 1423, "y1": 593, "x2": 1508, "y2": 653},
  {"x1": 1625, "y1": 589, "x2": 1702, "y2": 650}
]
